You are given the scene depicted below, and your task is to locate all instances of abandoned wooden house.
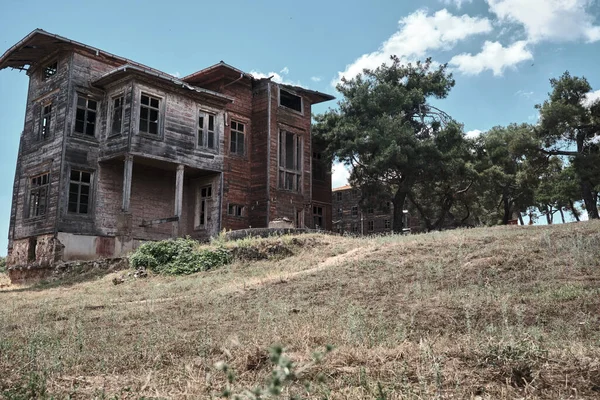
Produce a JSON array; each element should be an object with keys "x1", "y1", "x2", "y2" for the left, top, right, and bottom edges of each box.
[{"x1": 0, "y1": 29, "x2": 334, "y2": 272}]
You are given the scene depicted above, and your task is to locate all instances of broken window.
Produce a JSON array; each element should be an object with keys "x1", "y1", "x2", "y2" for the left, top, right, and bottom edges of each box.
[
  {"x1": 40, "y1": 103, "x2": 52, "y2": 140},
  {"x1": 313, "y1": 206, "x2": 323, "y2": 229},
  {"x1": 74, "y1": 96, "x2": 97, "y2": 136},
  {"x1": 196, "y1": 185, "x2": 212, "y2": 228},
  {"x1": 312, "y1": 151, "x2": 326, "y2": 181},
  {"x1": 279, "y1": 89, "x2": 302, "y2": 113},
  {"x1": 278, "y1": 131, "x2": 302, "y2": 192},
  {"x1": 198, "y1": 112, "x2": 216, "y2": 150},
  {"x1": 368, "y1": 220, "x2": 374, "y2": 232},
  {"x1": 139, "y1": 94, "x2": 160, "y2": 135},
  {"x1": 43, "y1": 61, "x2": 57, "y2": 81},
  {"x1": 336, "y1": 191, "x2": 343, "y2": 201},
  {"x1": 27, "y1": 173, "x2": 49, "y2": 218},
  {"x1": 230, "y1": 120, "x2": 245, "y2": 155},
  {"x1": 228, "y1": 204, "x2": 244, "y2": 217},
  {"x1": 68, "y1": 170, "x2": 91, "y2": 214},
  {"x1": 111, "y1": 96, "x2": 124, "y2": 135},
  {"x1": 351, "y1": 206, "x2": 358, "y2": 217}
]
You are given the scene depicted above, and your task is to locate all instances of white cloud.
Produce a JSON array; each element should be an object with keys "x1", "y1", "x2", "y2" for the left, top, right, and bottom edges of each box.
[
  {"x1": 449, "y1": 40, "x2": 533, "y2": 76},
  {"x1": 331, "y1": 162, "x2": 350, "y2": 188},
  {"x1": 515, "y1": 89, "x2": 534, "y2": 98},
  {"x1": 465, "y1": 129, "x2": 482, "y2": 139},
  {"x1": 582, "y1": 89, "x2": 600, "y2": 107},
  {"x1": 441, "y1": 0, "x2": 473, "y2": 8},
  {"x1": 487, "y1": 0, "x2": 600, "y2": 43},
  {"x1": 334, "y1": 9, "x2": 492, "y2": 84},
  {"x1": 311, "y1": 76, "x2": 322, "y2": 82},
  {"x1": 249, "y1": 69, "x2": 300, "y2": 85}
]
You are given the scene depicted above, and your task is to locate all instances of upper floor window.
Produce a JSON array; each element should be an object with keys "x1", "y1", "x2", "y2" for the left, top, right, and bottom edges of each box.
[
  {"x1": 43, "y1": 61, "x2": 57, "y2": 81},
  {"x1": 312, "y1": 151, "x2": 326, "y2": 181},
  {"x1": 230, "y1": 120, "x2": 245, "y2": 155},
  {"x1": 336, "y1": 192, "x2": 343, "y2": 201},
  {"x1": 279, "y1": 89, "x2": 302, "y2": 113},
  {"x1": 279, "y1": 131, "x2": 302, "y2": 192},
  {"x1": 111, "y1": 95, "x2": 124, "y2": 135},
  {"x1": 40, "y1": 103, "x2": 52, "y2": 140},
  {"x1": 198, "y1": 112, "x2": 216, "y2": 150},
  {"x1": 351, "y1": 206, "x2": 358, "y2": 217},
  {"x1": 68, "y1": 170, "x2": 91, "y2": 214},
  {"x1": 140, "y1": 94, "x2": 160, "y2": 135},
  {"x1": 27, "y1": 173, "x2": 49, "y2": 218},
  {"x1": 75, "y1": 96, "x2": 97, "y2": 136}
]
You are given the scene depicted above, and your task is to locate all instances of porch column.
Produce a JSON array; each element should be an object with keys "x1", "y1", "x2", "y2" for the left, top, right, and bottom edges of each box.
[
  {"x1": 173, "y1": 164, "x2": 185, "y2": 237},
  {"x1": 122, "y1": 154, "x2": 133, "y2": 212}
]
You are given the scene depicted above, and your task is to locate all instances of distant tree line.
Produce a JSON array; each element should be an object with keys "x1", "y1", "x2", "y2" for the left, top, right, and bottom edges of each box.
[{"x1": 313, "y1": 57, "x2": 600, "y2": 231}]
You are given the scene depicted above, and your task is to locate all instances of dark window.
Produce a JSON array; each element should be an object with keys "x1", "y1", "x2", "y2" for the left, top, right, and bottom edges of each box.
[
  {"x1": 199, "y1": 112, "x2": 216, "y2": 149},
  {"x1": 228, "y1": 204, "x2": 244, "y2": 217},
  {"x1": 336, "y1": 192, "x2": 343, "y2": 201},
  {"x1": 230, "y1": 120, "x2": 245, "y2": 155},
  {"x1": 68, "y1": 170, "x2": 91, "y2": 214},
  {"x1": 367, "y1": 207, "x2": 374, "y2": 214},
  {"x1": 28, "y1": 237, "x2": 37, "y2": 262},
  {"x1": 139, "y1": 94, "x2": 160, "y2": 135},
  {"x1": 352, "y1": 223, "x2": 358, "y2": 233},
  {"x1": 74, "y1": 96, "x2": 97, "y2": 136},
  {"x1": 43, "y1": 61, "x2": 57, "y2": 80},
  {"x1": 280, "y1": 89, "x2": 302, "y2": 112},
  {"x1": 278, "y1": 131, "x2": 302, "y2": 192},
  {"x1": 385, "y1": 219, "x2": 391, "y2": 229},
  {"x1": 313, "y1": 206, "x2": 323, "y2": 229},
  {"x1": 111, "y1": 96, "x2": 124, "y2": 135},
  {"x1": 352, "y1": 206, "x2": 358, "y2": 217},
  {"x1": 27, "y1": 173, "x2": 49, "y2": 218},
  {"x1": 40, "y1": 104, "x2": 52, "y2": 140},
  {"x1": 337, "y1": 207, "x2": 343, "y2": 218},
  {"x1": 312, "y1": 151, "x2": 326, "y2": 181},
  {"x1": 197, "y1": 185, "x2": 212, "y2": 228},
  {"x1": 368, "y1": 220, "x2": 374, "y2": 232}
]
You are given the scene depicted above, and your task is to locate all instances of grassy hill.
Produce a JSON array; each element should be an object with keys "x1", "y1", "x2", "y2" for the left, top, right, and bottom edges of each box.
[{"x1": 1, "y1": 222, "x2": 600, "y2": 399}]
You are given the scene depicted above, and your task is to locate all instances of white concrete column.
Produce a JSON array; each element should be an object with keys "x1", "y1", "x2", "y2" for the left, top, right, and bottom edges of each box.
[
  {"x1": 173, "y1": 164, "x2": 185, "y2": 237},
  {"x1": 122, "y1": 154, "x2": 133, "y2": 212}
]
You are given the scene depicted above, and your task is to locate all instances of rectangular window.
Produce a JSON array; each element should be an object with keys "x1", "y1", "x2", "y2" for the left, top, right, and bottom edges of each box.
[
  {"x1": 196, "y1": 185, "x2": 212, "y2": 228},
  {"x1": 367, "y1": 207, "x2": 374, "y2": 214},
  {"x1": 351, "y1": 223, "x2": 358, "y2": 233},
  {"x1": 74, "y1": 96, "x2": 97, "y2": 136},
  {"x1": 352, "y1": 206, "x2": 358, "y2": 217},
  {"x1": 43, "y1": 61, "x2": 57, "y2": 81},
  {"x1": 68, "y1": 170, "x2": 91, "y2": 214},
  {"x1": 228, "y1": 204, "x2": 244, "y2": 217},
  {"x1": 312, "y1": 151, "x2": 326, "y2": 181},
  {"x1": 279, "y1": 89, "x2": 302, "y2": 113},
  {"x1": 111, "y1": 96, "x2": 124, "y2": 135},
  {"x1": 27, "y1": 173, "x2": 49, "y2": 218},
  {"x1": 336, "y1": 192, "x2": 343, "y2": 201},
  {"x1": 230, "y1": 120, "x2": 245, "y2": 155},
  {"x1": 368, "y1": 220, "x2": 374, "y2": 232},
  {"x1": 337, "y1": 207, "x2": 343, "y2": 218},
  {"x1": 385, "y1": 219, "x2": 391, "y2": 229},
  {"x1": 139, "y1": 94, "x2": 160, "y2": 135},
  {"x1": 40, "y1": 104, "x2": 52, "y2": 140},
  {"x1": 313, "y1": 206, "x2": 323, "y2": 229},
  {"x1": 278, "y1": 131, "x2": 302, "y2": 192},
  {"x1": 198, "y1": 112, "x2": 216, "y2": 149}
]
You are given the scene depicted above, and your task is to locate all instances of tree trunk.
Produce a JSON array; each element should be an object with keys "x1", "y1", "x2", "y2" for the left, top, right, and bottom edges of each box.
[
  {"x1": 502, "y1": 196, "x2": 511, "y2": 225},
  {"x1": 392, "y1": 189, "x2": 408, "y2": 232},
  {"x1": 581, "y1": 181, "x2": 599, "y2": 219},
  {"x1": 546, "y1": 207, "x2": 552, "y2": 225},
  {"x1": 569, "y1": 199, "x2": 581, "y2": 222},
  {"x1": 559, "y1": 208, "x2": 565, "y2": 224},
  {"x1": 518, "y1": 213, "x2": 524, "y2": 226}
]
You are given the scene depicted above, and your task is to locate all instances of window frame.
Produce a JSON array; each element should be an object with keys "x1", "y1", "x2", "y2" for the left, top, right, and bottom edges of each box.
[
  {"x1": 227, "y1": 203, "x2": 245, "y2": 218},
  {"x1": 278, "y1": 130, "x2": 303, "y2": 192},
  {"x1": 229, "y1": 120, "x2": 246, "y2": 156},
  {"x1": 73, "y1": 94, "x2": 98, "y2": 137},
  {"x1": 40, "y1": 102, "x2": 52, "y2": 141},
  {"x1": 351, "y1": 206, "x2": 358, "y2": 217},
  {"x1": 368, "y1": 220, "x2": 375, "y2": 232},
  {"x1": 198, "y1": 110, "x2": 217, "y2": 151},
  {"x1": 336, "y1": 192, "x2": 343, "y2": 201},
  {"x1": 42, "y1": 60, "x2": 58, "y2": 81},
  {"x1": 139, "y1": 92, "x2": 162, "y2": 137},
  {"x1": 67, "y1": 169, "x2": 93, "y2": 216},
  {"x1": 278, "y1": 87, "x2": 303, "y2": 114},
  {"x1": 26, "y1": 172, "x2": 50, "y2": 220},
  {"x1": 195, "y1": 185, "x2": 213, "y2": 229},
  {"x1": 384, "y1": 219, "x2": 391, "y2": 229},
  {"x1": 109, "y1": 94, "x2": 125, "y2": 137},
  {"x1": 312, "y1": 151, "x2": 326, "y2": 181},
  {"x1": 313, "y1": 206, "x2": 324, "y2": 229}
]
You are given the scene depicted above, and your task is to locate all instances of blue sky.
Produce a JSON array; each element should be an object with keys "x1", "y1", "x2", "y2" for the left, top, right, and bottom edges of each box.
[{"x1": 2, "y1": 0, "x2": 600, "y2": 254}]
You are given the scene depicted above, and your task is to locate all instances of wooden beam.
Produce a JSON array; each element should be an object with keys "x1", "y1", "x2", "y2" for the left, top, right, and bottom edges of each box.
[
  {"x1": 173, "y1": 164, "x2": 185, "y2": 237},
  {"x1": 140, "y1": 216, "x2": 179, "y2": 227},
  {"x1": 122, "y1": 154, "x2": 133, "y2": 212}
]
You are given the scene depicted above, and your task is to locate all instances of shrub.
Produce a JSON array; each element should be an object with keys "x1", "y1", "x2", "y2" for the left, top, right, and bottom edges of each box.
[
  {"x1": 129, "y1": 238, "x2": 231, "y2": 275},
  {"x1": 0, "y1": 256, "x2": 6, "y2": 273}
]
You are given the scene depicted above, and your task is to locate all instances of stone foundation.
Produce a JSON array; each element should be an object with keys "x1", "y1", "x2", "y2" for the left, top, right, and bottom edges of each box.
[{"x1": 8, "y1": 257, "x2": 129, "y2": 284}]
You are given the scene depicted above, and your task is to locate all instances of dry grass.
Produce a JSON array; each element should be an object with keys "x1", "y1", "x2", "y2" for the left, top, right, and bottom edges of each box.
[{"x1": 1, "y1": 224, "x2": 600, "y2": 399}]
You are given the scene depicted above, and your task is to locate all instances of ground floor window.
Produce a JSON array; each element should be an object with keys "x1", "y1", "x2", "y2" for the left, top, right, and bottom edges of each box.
[
  {"x1": 313, "y1": 206, "x2": 323, "y2": 229},
  {"x1": 195, "y1": 185, "x2": 212, "y2": 228},
  {"x1": 228, "y1": 204, "x2": 244, "y2": 217},
  {"x1": 28, "y1": 173, "x2": 49, "y2": 218},
  {"x1": 368, "y1": 220, "x2": 374, "y2": 232}
]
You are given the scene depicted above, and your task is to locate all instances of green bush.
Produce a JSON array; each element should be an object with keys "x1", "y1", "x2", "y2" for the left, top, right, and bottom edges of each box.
[
  {"x1": 0, "y1": 256, "x2": 6, "y2": 273},
  {"x1": 129, "y1": 238, "x2": 231, "y2": 275}
]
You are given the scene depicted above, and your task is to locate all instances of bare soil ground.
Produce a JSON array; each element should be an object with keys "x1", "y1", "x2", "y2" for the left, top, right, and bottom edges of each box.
[{"x1": 1, "y1": 223, "x2": 600, "y2": 399}]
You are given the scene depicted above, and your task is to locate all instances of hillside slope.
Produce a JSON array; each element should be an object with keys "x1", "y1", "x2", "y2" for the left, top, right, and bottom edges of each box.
[{"x1": 1, "y1": 222, "x2": 600, "y2": 399}]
